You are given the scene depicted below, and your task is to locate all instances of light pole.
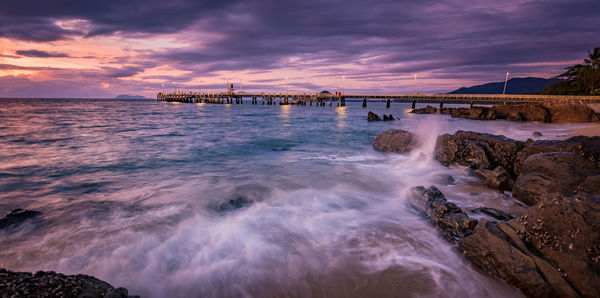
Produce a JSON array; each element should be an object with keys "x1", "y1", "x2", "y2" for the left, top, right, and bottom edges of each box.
[
  {"x1": 413, "y1": 74, "x2": 417, "y2": 94},
  {"x1": 342, "y1": 75, "x2": 345, "y2": 95},
  {"x1": 503, "y1": 72, "x2": 510, "y2": 95}
]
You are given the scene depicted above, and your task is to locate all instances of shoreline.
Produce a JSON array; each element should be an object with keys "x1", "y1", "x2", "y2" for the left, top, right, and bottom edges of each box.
[{"x1": 568, "y1": 123, "x2": 600, "y2": 137}]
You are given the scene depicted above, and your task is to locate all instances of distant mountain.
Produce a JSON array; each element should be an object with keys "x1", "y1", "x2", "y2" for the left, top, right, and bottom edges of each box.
[
  {"x1": 448, "y1": 77, "x2": 565, "y2": 94},
  {"x1": 114, "y1": 94, "x2": 147, "y2": 99}
]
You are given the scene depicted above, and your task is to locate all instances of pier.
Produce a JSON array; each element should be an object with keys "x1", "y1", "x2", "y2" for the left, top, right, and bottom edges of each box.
[{"x1": 156, "y1": 91, "x2": 600, "y2": 108}]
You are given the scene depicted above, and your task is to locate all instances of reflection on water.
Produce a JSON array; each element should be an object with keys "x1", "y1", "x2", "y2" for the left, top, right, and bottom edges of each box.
[
  {"x1": 336, "y1": 106, "x2": 347, "y2": 129},
  {"x1": 0, "y1": 99, "x2": 579, "y2": 297}
]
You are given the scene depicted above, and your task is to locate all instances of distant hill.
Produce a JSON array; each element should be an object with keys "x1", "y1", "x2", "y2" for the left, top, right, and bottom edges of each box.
[
  {"x1": 114, "y1": 94, "x2": 147, "y2": 99},
  {"x1": 448, "y1": 77, "x2": 565, "y2": 94}
]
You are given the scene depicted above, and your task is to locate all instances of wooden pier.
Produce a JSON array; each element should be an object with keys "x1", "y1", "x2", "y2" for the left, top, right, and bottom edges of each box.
[{"x1": 156, "y1": 91, "x2": 600, "y2": 108}]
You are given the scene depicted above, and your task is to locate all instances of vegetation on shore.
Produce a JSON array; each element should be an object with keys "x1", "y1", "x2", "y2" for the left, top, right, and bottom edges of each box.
[{"x1": 543, "y1": 47, "x2": 600, "y2": 95}]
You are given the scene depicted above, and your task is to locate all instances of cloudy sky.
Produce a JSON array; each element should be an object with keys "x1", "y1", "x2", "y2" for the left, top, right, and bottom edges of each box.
[{"x1": 0, "y1": 0, "x2": 598, "y2": 98}]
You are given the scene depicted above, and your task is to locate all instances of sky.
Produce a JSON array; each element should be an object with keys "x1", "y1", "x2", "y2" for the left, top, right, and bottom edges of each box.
[{"x1": 0, "y1": 0, "x2": 598, "y2": 98}]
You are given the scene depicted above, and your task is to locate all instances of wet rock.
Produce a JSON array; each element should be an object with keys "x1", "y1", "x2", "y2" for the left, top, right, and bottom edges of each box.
[
  {"x1": 215, "y1": 196, "x2": 253, "y2": 212},
  {"x1": 458, "y1": 220, "x2": 574, "y2": 297},
  {"x1": 408, "y1": 186, "x2": 478, "y2": 242},
  {"x1": 533, "y1": 131, "x2": 543, "y2": 137},
  {"x1": 0, "y1": 268, "x2": 138, "y2": 298},
  {"x1": 383, "y1": 114, "x2": 389, "y2": 121},
  {"x1": 434, "y1": 131, "x2": 525, "y2": 177},
  {"x1": 410, "y1": 105, "x2": 437, "y2": 114},
  {"x1": 575, "y1": 174, "x2": 600, "y2": 195},
  {"x1": 517, "y1": 193, "x2": 600, "y2": 297},
  {"x1": 474, "y1": 166, "x2": 514, "y2": 191},
  {"x1": 469, "y1": 207, "x2": 514, "y2": 221},
  {"x1": 0, "y1": 208, "x2": 42, "y2": 230},
  {"x1": 388, "y1": 114, "x2": 395, "y2": 120},
  {"x1": 541, "y1": 100, "x2": 600, "y2": 123},
  {"x1": 433, "y1": 174, "x2": 456, "y2": 185},
  {"x1": 512, "y1": 152, "x2": 596, "y2": 206},
  {"x1": 367, "y1": 111, "x2": 381, "y2": 121},
  {"x1": 373, "y1": 129, "x2": 419, "y2": 153},
  {"x1": 412, "y1": 101, "x2": 600, "y2": 123},
  {"x1": 513, "y1": 135, "x2": 600, "y2": 175},
  {"x1": 409, "y1": 186, "x2": 590, "y2": 297}
]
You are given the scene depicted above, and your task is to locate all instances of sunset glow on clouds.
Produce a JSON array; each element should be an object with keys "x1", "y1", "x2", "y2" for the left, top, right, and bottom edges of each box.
[{"x1": 0, "y1": 0, "x2": 599, "y2": 98}]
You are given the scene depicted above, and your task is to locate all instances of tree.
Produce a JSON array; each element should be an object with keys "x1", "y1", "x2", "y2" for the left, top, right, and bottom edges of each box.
[{"x1": 549, "y1": 47, "x2": 600, "y2": 95}]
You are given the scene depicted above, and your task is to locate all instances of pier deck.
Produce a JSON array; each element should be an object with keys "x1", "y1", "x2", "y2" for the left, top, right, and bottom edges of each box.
[{"x1": 156, "y1": 92, "x2": 600, "y2": 107}]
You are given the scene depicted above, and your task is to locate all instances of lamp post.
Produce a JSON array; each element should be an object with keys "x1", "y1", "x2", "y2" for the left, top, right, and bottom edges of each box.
[
  {"x1": 503, "y1": 72, "x2": 510, "y2": 95},
  {"x1": 413, "y1": 74, "x2": 417, "y2": 94},
  {"x1": 342, "y1": 75, "x2": 345, "y2": 95}
]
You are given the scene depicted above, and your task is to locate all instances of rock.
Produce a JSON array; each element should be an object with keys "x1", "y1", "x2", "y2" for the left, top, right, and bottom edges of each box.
[
  {"x1": 533, "y1": 131, "x2": 543, "y2": 137},
  {"x1": 383, "y1": 114, "x2": 389, "y2": 121},
  {"x1": 512, "y1": 152, "x2": 596, "y2": 205},
  {"x1": 408, "y1": 186, "x2": 478, "y2": 242},
  {"x1": 0, "y1": 268, "x2": 138, "y2": 297},
  {"x1": 517, "y1": 193, "x2": 600, "y2": 297},
  {"x1": 367, "y1": 111, "x2": 381, "y2": 121},
  {"x1": 513, "y1": 135, "x2": 600, "y2": 175},
  {"x1": 373, "y1": 129, "x2": 419, "y2": 153},
  {"x1": 411, "y1": 105, "x2": 438, "y2": 114},
  {"x1": 458, "y1": 220, "x2": 559, "y2": 297},
  {"x1": 575, "y1": 174, "x2": 600, "y2": 195},
  {"x1": 469, "y1": 207, "x2": 514, "y2": 221},
  {"x1": 434, "y1": 131, "x2": 525, "y2": 177},
  {"x1": 433, "y1": 174, "x2": 456, "y2": 185},
  {"x1": 0, "y1": 208, "x2": 42, "y2": 230},
  {"x1": 541, "y1": 100, "x2": 600, "y2": 123},
  {"x1": 411, "y1": 101, "x2": 600, "y2": 123},
  {"x1": 474, "y1": 166, "x2": 514, "y2": 191},
  {"x1": 388, "y1": 114, "x2": 395, "y2": 120},
  {"x1": 215, "y1": 196, "x2": 253, "y2": 212},
  {"x1": 409, "y1": 186, "x2": 592, "y2": 297},
  {"x1": 459, "y1": 219, "x2": 580, "y2": 297}
]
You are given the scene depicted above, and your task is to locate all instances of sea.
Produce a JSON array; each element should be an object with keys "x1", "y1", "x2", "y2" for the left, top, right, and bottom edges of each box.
[{"x1": 0, "y1": 98, "x2": 587, "y2": 297}]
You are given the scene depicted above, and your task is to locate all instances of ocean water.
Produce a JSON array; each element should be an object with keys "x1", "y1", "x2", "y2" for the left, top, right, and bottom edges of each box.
[{"x1": 0, "y1": 98, "x2": 585, "y2": 297}]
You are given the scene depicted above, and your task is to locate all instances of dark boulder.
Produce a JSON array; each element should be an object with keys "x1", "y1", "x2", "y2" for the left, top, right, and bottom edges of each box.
[
  {"x1": 541, "y1": 100, "x2": 600, "y2": 123},
  {"x1": 411, "y1": 101, "x2": 600, "y2": 123},
  {"x1": 516, "y1": 194, "x2": 600, "y2": 297},
  {"x1": 411, "y1": 105, "x2": 438, "y2": 114},
  {"x1": 408, "y1": 186, "x2": 593, "y2": 297},
  {"x1": 0, "y1": 208, "x2": 42, "y2": 230},
  {"x1": 512, "y1": 152, "x2": 596, "y2": 206},
  {"x1": 459, "y1": 220, "x2": 577, "y2": 297},
  {"x1": 367, "y1": 111, "x2": 382, "y2": 121},
  {"x1": 532, "y1": 131, "x2": 543, "y2": 137},
  {"x1": 373, "y1": 129, "x2": 419, "y2": 153},
  {"x1": 575, "y1": 174, "x2": 600, "y2": 195},
  {"x1": 513, "y1": 136, "x2": 600, "y2": 175},
  {"x1": 408, "y1": 186, "x2": 478, "y2": 242},
  {"x1": 0, "y1": 268, "x2": 138, "y2": 297},
  {"x1": 383, "y1": 114, "x2": 389, "y2": 121},
  {"x1": 434, "y1": 131, "x2": 525, "y2": 177},
  {"x1": 468, "y1": 207, "x2": 514, "y2": 221},
  {"x1": 492, "y1": 104, "x2": 550, "y2": 122},
  {"x1": 215, "y1": 196, "x2": 253, "y2": 212},
  {"x1": 474, "y1": 166, "x2": 514, "y2": 191},
  {"x1": 388, "y1": 114, "x2": 395, "y2": 120}
]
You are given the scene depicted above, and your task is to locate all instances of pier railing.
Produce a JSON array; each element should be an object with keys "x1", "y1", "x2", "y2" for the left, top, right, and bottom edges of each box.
[{"x1": 156, "y1": 92, "x2": 600, "y2": 106}]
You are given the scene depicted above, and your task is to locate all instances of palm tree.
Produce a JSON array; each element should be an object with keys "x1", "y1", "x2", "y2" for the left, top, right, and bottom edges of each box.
[
  {"x1": 584, "y1": 47, "x2": 600, "y2": 94},
  {"x1": 584, "y1": 47, "x2": 600, "y2": 71}
]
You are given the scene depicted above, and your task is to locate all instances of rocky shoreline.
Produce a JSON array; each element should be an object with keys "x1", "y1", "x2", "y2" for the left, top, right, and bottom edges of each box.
[
  {"x1": 374, "y1": 129, "x2": 600, "y2": 297},
  {"x1": 0, "y1": 210, "x2": 138, "y2": 298},
  {"x1": 411, "y1": 100, "x2": 600, "y2": 123},
  {"x1": 0, "y1": 268, "x2": 138, "y2": 298}
]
